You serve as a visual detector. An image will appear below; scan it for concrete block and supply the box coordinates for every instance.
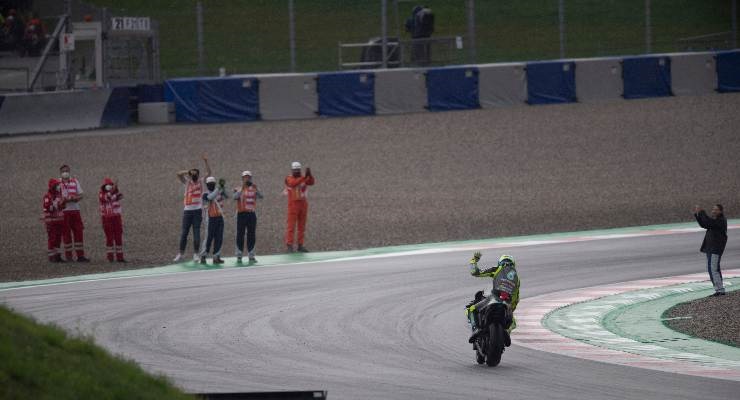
[138,102,174,124]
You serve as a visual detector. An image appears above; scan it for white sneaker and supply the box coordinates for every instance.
[193,254,200,262]
[173,253,183,262]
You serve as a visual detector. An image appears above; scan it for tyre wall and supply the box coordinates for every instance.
[164,50,739,122]
[1,50,738,134]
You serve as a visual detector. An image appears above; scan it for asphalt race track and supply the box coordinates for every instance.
[2,231,739,399]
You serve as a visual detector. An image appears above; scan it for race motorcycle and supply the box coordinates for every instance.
[469,289,513,367]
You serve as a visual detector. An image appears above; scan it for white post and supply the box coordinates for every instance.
[289,0,296,72]
[467,0,476,63]
[645,0,652,54]
[63,0,72,89]
[393,0,400,38]
[559,0,565,59]
[381,0,388,68]
[732,0,737,49]
[196,1,205,75]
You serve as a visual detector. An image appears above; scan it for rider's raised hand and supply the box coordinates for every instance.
[471,251,482,263]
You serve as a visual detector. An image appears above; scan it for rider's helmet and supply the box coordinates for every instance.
[497,254,515,269]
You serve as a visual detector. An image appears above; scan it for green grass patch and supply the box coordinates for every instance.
[0,304,193,400]
[85,0,737,77]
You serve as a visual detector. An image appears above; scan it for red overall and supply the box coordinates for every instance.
[43,179,66,262]
[60,177,86,260]
[99,179,124,262]
[284,174,315,246]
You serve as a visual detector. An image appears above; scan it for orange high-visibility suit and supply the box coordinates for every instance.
[284,173,315,247]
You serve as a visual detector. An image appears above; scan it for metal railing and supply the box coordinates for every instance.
[338,39,402,69]
[29,14,68,91]
[676,31,735,52]
[339,36,466,70]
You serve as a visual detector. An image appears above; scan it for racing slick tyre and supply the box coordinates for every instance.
[486,324,505,367]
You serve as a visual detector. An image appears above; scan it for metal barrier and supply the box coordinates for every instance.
[339,36,466,70]
[338,39,402,70]
[676,31,735,52]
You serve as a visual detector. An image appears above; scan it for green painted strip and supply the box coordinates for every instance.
[603,279,740,359]
[2,219,738,291]
[544,278,740,368]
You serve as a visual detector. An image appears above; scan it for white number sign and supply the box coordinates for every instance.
[111,17,151,31]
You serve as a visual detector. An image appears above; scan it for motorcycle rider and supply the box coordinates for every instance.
[465,252,520,343]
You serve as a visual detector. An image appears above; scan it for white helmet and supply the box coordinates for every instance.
[291,161,302,170]
[205,176,216,183]
[241,170,252,177]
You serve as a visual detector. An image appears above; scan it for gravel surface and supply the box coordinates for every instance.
[664,289,740,347]
[1,93,739,282]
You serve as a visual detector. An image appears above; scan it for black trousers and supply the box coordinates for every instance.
[179,209,202,253]
[203,216,224,256]
[235,211,257,255]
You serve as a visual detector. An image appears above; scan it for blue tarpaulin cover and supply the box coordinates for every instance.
[164,77,260,123]
[526,61,576,105]
[622,56,672,99]
[426,67,480,111]
[317,72,375,117]
[716,50,740,93]
[164,79,198,122]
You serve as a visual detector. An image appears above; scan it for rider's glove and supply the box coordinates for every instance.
[470,251,482,264]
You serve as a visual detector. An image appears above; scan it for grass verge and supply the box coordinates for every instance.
[0,304,193,400]
[84,0,737,77]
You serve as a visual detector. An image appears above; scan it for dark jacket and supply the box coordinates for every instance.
[695,211,727,255]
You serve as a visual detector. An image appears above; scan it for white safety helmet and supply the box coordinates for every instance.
[205,176,216,183]
[291,161,302,170]
[241,170,252,177]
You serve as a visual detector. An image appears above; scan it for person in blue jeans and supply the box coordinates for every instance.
[200,176,228,265]
[693,204,727,296]
[174,156,211,263]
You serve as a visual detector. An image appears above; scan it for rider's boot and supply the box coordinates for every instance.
[467,309,481,343]
[503,316,516,346]
[468,328,482,343]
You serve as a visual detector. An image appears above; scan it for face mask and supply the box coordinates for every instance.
[245,181,253,187]
[105,184,113,191]
[61,172,70,179]
[206,183,216,191]
[292,170,301,177]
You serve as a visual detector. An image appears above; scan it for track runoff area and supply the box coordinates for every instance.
[1,220,739,398]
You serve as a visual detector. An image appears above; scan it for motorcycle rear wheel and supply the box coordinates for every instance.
[485,324,504,367]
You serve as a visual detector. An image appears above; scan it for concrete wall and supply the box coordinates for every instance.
[0,88,128,135]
